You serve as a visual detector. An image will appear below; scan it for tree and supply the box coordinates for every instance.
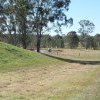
[78,20,95,37]
[30,0,73,52]
[0,0,73,51]
[0,0,22,47]
[15,0,30,49]
[52,35,64,48]
[94,34,100,49]
[83,35,96,49]
[66,31,79,49]
[0,0,31,48]
[0,0,8,39]
[78,20,95,48]
[41,35,52,48]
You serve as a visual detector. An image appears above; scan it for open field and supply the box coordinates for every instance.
[0,63,100,100]
[46,48,100,61]
[0,42,100,100]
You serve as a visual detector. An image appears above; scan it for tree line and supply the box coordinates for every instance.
[0,0,100,51]
[0,0,72,52]
[1,31,100,50]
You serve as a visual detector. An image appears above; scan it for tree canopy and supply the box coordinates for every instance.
[66,31,79,49]
[0,0,73,52]
[78,20,95,37]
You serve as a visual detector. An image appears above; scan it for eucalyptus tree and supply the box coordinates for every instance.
[0,0,30,48]
[0,0,73,51]
[0,0,11,43]
[52,34,64,48]
[41,35,52,48]
[0,0,7,35]
[29,0,73,52]
[0,0,18,45]
[78,20,95,37]
[82,35,96,49]
[66,31,79,49]
[14,0,30,48]
[78,20,95,48]
[94,34,100,48]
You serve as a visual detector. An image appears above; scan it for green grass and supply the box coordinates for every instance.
[0,42,59,71]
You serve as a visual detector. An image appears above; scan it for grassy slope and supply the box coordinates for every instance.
[0,42,59,71]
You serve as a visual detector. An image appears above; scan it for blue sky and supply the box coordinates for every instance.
[51,0,100,36]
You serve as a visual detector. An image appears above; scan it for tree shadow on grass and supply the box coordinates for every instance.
[41,53,100,65]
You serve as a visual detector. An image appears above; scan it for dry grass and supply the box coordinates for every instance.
[0,62,100,100]
[48,49,100,61]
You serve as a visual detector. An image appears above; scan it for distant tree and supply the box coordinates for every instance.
[52,35,64,48]
[78,20,95,37]
[94,34,100,49]
[83,35,96,49]
[66,31,79,49]
[41,35,52,48]
[78,20,95,48]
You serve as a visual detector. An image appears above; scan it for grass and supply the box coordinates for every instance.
[47,48,100,61]
[0,63,99,100]
[0,42,100,100]
[0,42,59,71]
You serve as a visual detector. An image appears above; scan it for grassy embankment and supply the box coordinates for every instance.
[0,42,59,71]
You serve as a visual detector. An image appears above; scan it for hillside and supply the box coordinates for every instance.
[0,42,58,71]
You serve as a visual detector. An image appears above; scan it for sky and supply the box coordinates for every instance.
[50,0,100,36]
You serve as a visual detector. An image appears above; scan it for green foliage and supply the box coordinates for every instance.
[41,35,52,48]
[0,0,72,52]
[66,31,79,49]
[41,34,64,48]
[78,20,95,49]
[94,34,100,49]
[78,20,95,37]
[83,36,96,49]
[52,35,64,48]
[79,35,97,49]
